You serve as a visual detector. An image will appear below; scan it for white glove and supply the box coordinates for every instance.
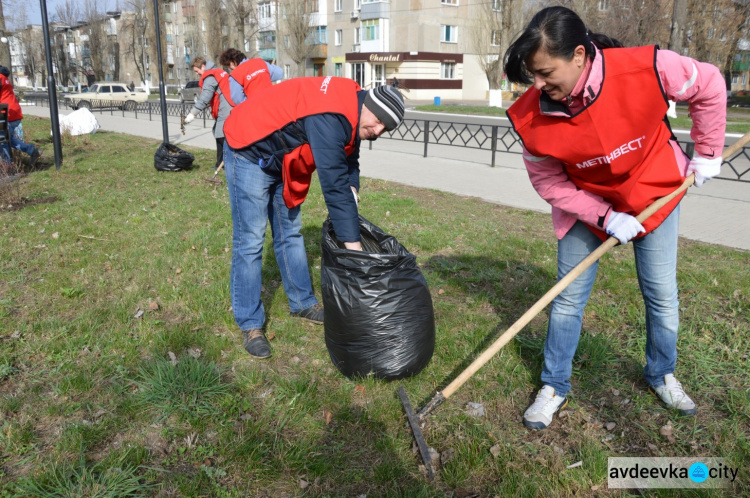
[351,187,359,206]
[606,211,645,244]
[183,112,195,124]
[687,154,721,187]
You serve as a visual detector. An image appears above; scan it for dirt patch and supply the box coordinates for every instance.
[1,196,59,211]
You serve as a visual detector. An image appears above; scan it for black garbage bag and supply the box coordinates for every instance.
[154,142,195,172]
[321,215,435,380]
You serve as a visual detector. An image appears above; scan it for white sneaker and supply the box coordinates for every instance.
[649,374,697,416]
[523,385,568,430]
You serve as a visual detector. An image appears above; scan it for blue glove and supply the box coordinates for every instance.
[606,211,645,244]
[688,154,721,187]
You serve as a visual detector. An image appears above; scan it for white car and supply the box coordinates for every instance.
[65,82,149,111]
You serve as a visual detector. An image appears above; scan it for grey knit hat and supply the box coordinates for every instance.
[364,85,405,131]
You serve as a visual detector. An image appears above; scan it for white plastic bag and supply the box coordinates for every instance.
[58,108,101,136]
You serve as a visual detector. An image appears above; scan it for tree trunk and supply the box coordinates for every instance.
[668,0,688,53]
[0,1,11,70]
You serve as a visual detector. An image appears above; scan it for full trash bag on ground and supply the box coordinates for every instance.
[321,215,435,380]
[154,142,195,172]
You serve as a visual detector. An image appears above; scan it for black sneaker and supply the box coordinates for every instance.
[290,304,324,324]
[242,329,271,358]
[29,148,42,167]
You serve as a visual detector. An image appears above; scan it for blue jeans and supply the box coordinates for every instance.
[8,120,35,156]
[9,120,23,141]
[223,143,319,331]
[541,206,680,396]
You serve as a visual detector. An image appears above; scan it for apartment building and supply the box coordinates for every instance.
[292,0,490,101]
[12,0,494,101]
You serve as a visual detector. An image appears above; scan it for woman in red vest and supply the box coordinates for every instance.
[504,6,726,430]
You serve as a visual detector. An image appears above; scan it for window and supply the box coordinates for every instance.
[352,62,364,86]
[491,30,500,46]
[201,20,206,32]
[354,27,361,44]
[598,0,609,11]
[441,25,457,43]
[744,74,748,86]
[335,62,342,76]
[259,2,273,19]
[112,85,126,92]
[284,64,290,78]
[363,20,379,41]
[492,0,501,11]
[355,0,361,8]
[442,0,458,4]
[441,62,455,79]
[732,74,739,85]
[284,35,290,48]
[313,63,325,76]
[335,29,342,46]
[310,26,327,45]
[334,0,342,12]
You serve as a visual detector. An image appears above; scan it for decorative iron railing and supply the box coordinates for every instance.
[25,96,750,183]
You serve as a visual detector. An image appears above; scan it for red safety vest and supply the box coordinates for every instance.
[229,58,273,99]
[0,74,23,122]
[507,46,683,239]
[224,76,361,208]
[199,68,235,119]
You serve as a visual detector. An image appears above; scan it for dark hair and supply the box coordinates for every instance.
[0,65,9,78]
[219,48,246,67]
[503,6,622,85]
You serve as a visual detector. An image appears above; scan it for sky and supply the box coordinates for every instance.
[13,0,116,27]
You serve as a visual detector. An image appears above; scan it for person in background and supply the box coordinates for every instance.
[0,65,41,166]
[183,55,240,171]
[503,6,726,430]
[223,48,283,104]
[222,78,405,359]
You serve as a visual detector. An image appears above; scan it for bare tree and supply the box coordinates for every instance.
[145,0,168,84]
[548,0,671,48]
[0,0,12,69]
[687,0,747,89]
[19,26,45,88]
[203,0,230,62]
[279,0,316,77]
[121,0,150,86]
[470,0,525,106]
[226,0,260,53]
[669,0,688,53]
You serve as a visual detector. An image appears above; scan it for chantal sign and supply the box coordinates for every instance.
[368,53,401,62]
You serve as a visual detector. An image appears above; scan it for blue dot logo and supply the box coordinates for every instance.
[689,462,709,483]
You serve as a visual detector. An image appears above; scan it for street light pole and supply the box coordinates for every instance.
[152,0,169,144]
[39,0,63,169]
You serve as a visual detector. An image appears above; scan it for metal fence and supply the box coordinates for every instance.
[27,96,750,183]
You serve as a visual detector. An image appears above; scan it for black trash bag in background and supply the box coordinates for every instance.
[321,215,435,380]
[154,142,195,172]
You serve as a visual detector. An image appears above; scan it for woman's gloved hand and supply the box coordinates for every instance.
[688,154,722,187]
[606,211,645,244]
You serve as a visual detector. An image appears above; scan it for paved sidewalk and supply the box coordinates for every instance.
[24,103,750,251]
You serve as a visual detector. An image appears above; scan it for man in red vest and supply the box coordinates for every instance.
[222,79,405,358]
[0,66,41,166]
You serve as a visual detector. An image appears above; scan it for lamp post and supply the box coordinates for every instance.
[39,0,63,169]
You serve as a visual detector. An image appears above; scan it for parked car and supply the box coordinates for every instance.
[179,81,201,103]
[64,82,148,110]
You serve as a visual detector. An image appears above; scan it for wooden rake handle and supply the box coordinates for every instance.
[419,130,750,417]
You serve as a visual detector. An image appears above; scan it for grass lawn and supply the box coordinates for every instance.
[1,117,748,496]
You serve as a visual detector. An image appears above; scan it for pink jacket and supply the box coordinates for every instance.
[522,46,727,239]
